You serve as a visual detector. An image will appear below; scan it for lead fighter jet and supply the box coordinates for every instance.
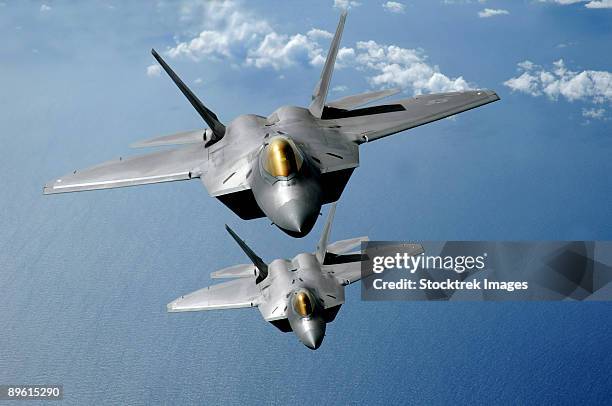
[167,203,423,349]
[44,12,499,237]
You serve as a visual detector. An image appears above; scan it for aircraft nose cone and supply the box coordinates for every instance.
[276,199,319,238]
[301,328,324,350]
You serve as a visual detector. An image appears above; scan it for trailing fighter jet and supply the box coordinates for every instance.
[43,12,499,237]
[167,204,423,350]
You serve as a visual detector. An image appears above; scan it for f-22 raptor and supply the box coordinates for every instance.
[167,204,423,349]
[44,12,499,237]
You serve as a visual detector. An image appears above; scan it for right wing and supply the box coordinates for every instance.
[44,143,205,194]
[167,278,261,312]
[332,90,500,143]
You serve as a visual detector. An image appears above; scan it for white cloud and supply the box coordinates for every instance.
[332,85,348,92]
[540,0,612,8]
[245,31,328,70]
[505,59,612,117]
[503,72,541,96]
[167,1,272,61]
[585,0,612,8]
[40,4,51,12]
[166,1,473,94]
[306,28,333,40]
[478,8,509,17]
[383,1,406,13]
[146,64,162,77]
[334,0,361,9]
[582,107,607,120]
[345,41,472,93]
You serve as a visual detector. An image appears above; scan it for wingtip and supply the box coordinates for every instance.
[43,183,57,195]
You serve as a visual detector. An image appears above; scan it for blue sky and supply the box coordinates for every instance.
[0,1,611,404]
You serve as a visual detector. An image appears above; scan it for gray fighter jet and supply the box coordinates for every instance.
[43,12,499,237]
[167,203,423,349]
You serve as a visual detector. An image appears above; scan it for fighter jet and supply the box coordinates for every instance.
[167,203,423,349]
[43,12,499,237]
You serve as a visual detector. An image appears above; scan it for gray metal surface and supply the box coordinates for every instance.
[43,12,499,237]
[326,88,401,110]
[130,129,208,148]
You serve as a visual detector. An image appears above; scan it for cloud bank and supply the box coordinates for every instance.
[504,59,612,119]
[539,0,612,9]
[163,1,473,95]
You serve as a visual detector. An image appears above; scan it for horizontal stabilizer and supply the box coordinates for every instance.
[326,236,369,255]
[131,129,208,148]
[211,264,256,279]
[326,88,400,110]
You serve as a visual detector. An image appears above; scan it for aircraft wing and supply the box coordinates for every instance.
[326,262,363,286]
[167,278,261,312]
[43,143,206,194]
[332,90,500,143]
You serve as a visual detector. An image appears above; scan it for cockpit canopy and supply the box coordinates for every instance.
[262,137,303,178]
[292,289,315,318]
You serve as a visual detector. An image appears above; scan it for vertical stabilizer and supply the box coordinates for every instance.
[308,12,347,118]
[225,225,268,284]
[151,49,225,147]
[316,203,337,263]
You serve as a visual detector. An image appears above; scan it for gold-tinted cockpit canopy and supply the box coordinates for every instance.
[262,137,303,178]
[293,290,314,318]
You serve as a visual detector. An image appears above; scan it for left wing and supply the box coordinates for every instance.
[44,143,205,194]
[167,278,261,312]
[331,90,500,143]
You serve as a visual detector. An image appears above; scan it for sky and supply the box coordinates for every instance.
[0,1,611,404]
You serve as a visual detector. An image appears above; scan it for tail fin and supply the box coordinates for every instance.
[308,12,347,118]
[225,225,268,284]
[316,203,337,263]
[151,49,225,147]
